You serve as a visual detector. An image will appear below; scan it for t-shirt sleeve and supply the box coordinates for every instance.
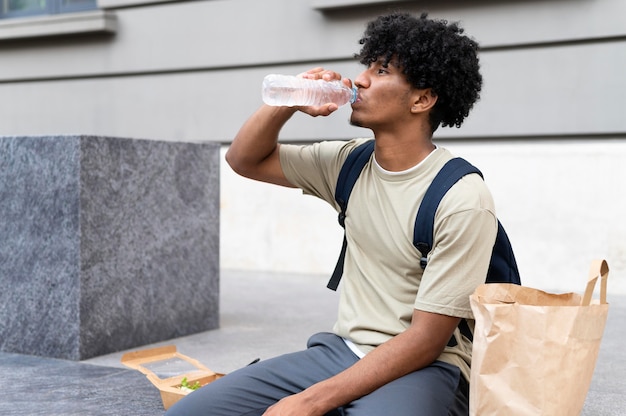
[414,176,498,318]
[279,139,368,208]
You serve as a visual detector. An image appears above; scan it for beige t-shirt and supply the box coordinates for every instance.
[279,138,497,380]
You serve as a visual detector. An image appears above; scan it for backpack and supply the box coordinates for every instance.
[327,139,521,291]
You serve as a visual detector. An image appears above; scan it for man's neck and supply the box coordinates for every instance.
[373,131,436,172]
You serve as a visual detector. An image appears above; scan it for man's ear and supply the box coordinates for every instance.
[410,89,438,114]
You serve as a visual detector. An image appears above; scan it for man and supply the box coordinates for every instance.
[167,12,495,416]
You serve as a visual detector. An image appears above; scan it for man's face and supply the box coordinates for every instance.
[349,58,416,131]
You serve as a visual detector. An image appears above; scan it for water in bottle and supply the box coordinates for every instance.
[262,74,356,107]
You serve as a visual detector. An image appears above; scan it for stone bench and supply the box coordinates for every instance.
[0,352,165,415]
[0,135,220,360]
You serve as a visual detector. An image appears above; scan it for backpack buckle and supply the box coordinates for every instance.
[415,243,430,270]
[338,212,346,228]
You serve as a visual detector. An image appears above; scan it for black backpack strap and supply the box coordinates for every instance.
[327,140,375,291]
[422,159,522,344]
[414,158,482,347]
[413,157,483,269]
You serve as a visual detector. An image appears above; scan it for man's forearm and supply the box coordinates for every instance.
[304,328,441,412]
[226,104,297,185]
[279,311,460,415]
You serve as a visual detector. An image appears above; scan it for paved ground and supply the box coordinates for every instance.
[1,269,624,415]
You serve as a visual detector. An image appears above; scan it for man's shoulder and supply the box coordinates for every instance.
[280,138,373,163]
[432,152,496,217]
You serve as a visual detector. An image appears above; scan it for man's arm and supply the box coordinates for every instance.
[225,104,298,187]
[225,68,347,187]
[263,309,461,416]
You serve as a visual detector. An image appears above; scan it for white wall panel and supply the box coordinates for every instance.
[443,139,626,294]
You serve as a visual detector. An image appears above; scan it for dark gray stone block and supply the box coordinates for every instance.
[0,136,220,360]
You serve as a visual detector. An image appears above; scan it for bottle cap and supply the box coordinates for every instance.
[350,87,357,104]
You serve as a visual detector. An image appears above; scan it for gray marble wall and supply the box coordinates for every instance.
[0,136,220,360]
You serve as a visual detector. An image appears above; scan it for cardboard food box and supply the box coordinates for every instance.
[121,345,225,410]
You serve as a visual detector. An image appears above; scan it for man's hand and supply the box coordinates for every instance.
[226,67,352,187]
[295,67,353,117]
[262,391,324,416]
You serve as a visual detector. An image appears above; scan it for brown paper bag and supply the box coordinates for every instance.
[469,259,609,415]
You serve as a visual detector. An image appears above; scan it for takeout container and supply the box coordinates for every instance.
[121,345,225,410]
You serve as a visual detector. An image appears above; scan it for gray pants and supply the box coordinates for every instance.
[165,332,468,416]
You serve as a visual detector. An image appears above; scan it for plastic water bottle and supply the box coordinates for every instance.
[262,74,356,107]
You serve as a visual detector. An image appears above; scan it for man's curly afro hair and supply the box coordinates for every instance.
[355,12,482,133]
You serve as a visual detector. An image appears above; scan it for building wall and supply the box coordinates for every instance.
[1,0,625,293]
